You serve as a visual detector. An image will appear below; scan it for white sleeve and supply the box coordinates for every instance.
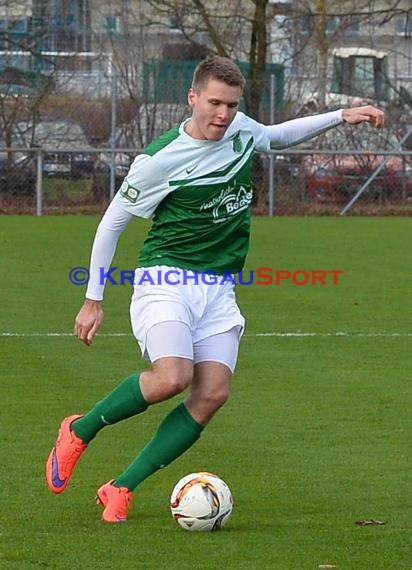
[85,200,134,301]
[263,109,343,149]
[114,154,171,219]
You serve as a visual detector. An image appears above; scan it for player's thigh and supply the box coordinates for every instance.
[140,322,195,403]
[146,321,194,363]
[141,355,194,404]
[184,327,241,422]
[193,326,241,374]
[130,292,192,360]
[191,361,233,401]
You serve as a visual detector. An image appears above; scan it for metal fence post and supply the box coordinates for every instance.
[109,69,117,201]
[36,150,43,217]
[268,74,276,216]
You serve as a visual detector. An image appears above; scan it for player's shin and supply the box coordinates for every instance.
[113,402,204,490]
[72,373,148,443]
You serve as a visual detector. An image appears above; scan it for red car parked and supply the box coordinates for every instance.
[300,125,412,203]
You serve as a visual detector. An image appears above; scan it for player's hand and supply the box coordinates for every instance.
[74,299,104,346]
[342,105,385,128]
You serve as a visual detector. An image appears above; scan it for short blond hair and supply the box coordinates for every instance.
[192,56,246,93]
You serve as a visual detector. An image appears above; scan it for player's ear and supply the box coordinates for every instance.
[188,88,196,108]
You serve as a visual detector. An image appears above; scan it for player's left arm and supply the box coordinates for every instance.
[341,105,385,128]
[257,105,385,150]
[261,109,344,150]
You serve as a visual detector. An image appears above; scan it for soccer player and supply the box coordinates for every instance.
[46,57,384,522]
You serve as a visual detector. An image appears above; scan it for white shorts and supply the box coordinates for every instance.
[146,322,241,373]
[130,266,245,369]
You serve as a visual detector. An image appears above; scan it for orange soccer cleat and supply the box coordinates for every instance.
[96,479,133,523]
[46,414,87,493]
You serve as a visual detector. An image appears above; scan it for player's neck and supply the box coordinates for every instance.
[184,119,207,140]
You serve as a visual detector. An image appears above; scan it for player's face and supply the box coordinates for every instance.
[186,79,242,141]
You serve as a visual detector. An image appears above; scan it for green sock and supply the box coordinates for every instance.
[114,403,204,491]
[72,373,148,443]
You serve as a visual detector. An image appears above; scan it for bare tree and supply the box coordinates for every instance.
[275,0,412,116]
[91,1,275,126]
[314,0,328,109]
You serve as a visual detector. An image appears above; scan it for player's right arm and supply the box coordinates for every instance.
[74,199,134,346]
[74,154,170,346]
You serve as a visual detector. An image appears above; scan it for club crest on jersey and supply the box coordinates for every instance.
[120,180,140,203]
[231,131,243,153]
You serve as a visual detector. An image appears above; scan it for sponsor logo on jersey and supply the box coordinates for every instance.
[200,184,252,223]
[120,180,140,203]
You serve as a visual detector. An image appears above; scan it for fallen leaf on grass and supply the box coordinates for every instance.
[355,519,387,526]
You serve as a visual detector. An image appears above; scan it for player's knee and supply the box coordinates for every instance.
[185,384,230,424]
[216,387,230,409]
[203,386,230,412]
[150,358,194,399]
[162,368,193,397]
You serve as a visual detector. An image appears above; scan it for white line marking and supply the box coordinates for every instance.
[1,331,411,338]
[253,332,412,338]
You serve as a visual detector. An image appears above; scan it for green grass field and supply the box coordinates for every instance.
[1,216,411,569]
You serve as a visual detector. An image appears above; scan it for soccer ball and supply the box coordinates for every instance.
[170,472,233,531]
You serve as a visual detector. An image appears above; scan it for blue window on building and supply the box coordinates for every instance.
[396,15,412,37]
[105,16,119,34]
[0,19,6,50]
[326,16,339,34]
[299,14,313,35]
[10,18,27,34]
[51,16,63,29]
[66,15,76,30]
[343,15,360,37]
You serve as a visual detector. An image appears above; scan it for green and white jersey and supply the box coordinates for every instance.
[85,109,342,301]
[114,112,271,274]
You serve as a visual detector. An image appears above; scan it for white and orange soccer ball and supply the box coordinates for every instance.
[170,472,233,531]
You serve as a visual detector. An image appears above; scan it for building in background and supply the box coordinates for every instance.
[0,0,410,107]
[270,0,412,110]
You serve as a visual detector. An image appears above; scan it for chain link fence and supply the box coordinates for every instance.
[262,147,412,216]
[0,147,411,216]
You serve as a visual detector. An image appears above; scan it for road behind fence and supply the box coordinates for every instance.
[0,147,411,216]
